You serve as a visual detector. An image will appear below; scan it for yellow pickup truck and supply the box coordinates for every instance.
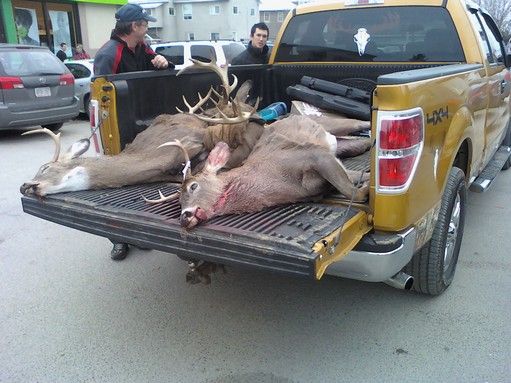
[22,0,511,295]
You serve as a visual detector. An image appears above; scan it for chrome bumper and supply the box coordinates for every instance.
[325,228,417,282]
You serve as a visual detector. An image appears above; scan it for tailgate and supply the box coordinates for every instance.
[21,183,371,279]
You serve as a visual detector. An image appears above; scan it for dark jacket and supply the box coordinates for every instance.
[94,35,158,75]
[231,42,269,65]
[56,49,67,62]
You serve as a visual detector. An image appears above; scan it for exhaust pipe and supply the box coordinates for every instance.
[384,271,414,290]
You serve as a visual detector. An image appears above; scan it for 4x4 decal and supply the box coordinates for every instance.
[427,106,449,125]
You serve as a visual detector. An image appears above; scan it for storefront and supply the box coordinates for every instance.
[1,0,126,57]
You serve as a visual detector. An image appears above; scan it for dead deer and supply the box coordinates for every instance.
[20,113,210,197]
[173,114,371,229]
[20,60,262,198]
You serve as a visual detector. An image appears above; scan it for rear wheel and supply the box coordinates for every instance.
[405,167,466,295]
[41,122,64,132]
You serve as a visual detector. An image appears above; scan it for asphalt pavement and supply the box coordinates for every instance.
[1,119,510,382]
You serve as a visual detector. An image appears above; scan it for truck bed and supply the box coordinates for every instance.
[21,154,370,278]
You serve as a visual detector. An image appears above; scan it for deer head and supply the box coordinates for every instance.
[20,128,92,196]
[178,141,232,228]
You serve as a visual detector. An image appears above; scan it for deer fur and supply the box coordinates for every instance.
[178,115,371,229]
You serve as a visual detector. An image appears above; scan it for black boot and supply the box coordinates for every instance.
[110,243,129,261]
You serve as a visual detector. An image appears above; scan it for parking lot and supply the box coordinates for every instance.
[1,119,510,382]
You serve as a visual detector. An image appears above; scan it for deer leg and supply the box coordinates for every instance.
[312,151,369,202]
[336,137,371,158]
[311,115,370,136]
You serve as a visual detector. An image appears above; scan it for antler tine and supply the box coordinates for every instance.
[176,87,214,114]
[158,139,192,180]
[22,128,61,162]
[142,190,180,204]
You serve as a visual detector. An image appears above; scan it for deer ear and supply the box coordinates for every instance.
[234,80,253,104]
[205,142,230,174]
[60,138,90,161]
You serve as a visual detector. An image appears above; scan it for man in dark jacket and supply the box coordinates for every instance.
[232,23,270,65]
[94,3,172,260]
[94,3,171,75]
[56,43,68,62]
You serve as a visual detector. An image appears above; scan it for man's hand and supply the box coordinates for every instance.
[151,54,169,69]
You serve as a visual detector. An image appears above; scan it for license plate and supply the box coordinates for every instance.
[35,87,51,97]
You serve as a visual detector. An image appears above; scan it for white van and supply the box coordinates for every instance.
[150,40,246,70]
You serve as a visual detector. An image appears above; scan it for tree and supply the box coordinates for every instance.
[474,0,511,39]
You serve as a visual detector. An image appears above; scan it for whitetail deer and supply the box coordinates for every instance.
[20,60,263,197]
[172,114,371,229]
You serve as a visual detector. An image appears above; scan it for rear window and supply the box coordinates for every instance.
[275,6,465,63]
[0,48,65,76]
[222,43,245,63]
[154,45,184,65]
[191,45,216,63]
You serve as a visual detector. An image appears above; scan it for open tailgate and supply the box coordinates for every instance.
[21,182,371,279]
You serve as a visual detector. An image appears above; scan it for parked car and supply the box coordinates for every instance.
[150,40,246,70]
[0,44,79,131]
[64,59,94,117]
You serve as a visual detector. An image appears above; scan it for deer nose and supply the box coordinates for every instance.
[20,182,39,195]
[180,211,194,227]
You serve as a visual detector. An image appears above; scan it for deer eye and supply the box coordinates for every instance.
[39,164,50,174]
[189,182,199,192]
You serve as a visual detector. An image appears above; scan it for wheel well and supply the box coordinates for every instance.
[453,139,470,177]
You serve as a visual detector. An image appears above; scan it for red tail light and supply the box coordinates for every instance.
[377,108,424,192]
[0,76,24,89]
[59,73,75,86]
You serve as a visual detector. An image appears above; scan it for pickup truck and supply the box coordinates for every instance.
[21,0,511,295]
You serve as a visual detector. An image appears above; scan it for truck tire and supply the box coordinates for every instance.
[405,167,466,295]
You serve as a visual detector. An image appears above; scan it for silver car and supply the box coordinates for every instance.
[64,59,94,117]
[0,44,79,131]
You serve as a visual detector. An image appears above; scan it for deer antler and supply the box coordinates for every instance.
[142,189,180,204]
[22,128,61,162]
[176,87,214,114]
[158,139,191,180]
[196,97,260,124]
[177,58,238,98]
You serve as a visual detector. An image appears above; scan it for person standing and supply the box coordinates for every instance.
[231,23,270,65]
[56,42,68,61]
[94,3,170,75]
[72,44,90,60]
[94,3,172,260]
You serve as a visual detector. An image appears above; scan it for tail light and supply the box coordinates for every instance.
[59,73,75,86]
[0,76,24,89]
[376,108,424,192]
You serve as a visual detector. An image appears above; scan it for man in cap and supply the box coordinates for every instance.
[94,3,172,260]
[94,3,171,75]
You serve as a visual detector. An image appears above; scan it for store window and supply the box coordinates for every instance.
[12,1,78,57]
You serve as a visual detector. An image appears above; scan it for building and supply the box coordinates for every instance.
[259,0,295,41]
[0,0,124,57]
[133,0,260,42]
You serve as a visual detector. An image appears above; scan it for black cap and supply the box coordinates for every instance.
[115,3,157,23]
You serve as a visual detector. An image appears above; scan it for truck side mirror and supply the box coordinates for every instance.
[505,53,511,68]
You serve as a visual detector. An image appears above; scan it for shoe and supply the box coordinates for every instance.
[110,243,129,261]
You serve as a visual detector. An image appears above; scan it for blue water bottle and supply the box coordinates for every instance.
[257,102,287,122]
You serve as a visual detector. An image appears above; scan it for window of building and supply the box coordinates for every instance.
[233,6,239,15]
[263,12,270,22]
[169,7,175,16]
[232,31,237,41]
[183,4,192,20]
[250,9,255,16]
[187,32,195,41]
[277,12,284,22]
[211,32,220,41]
[210,5,220,15]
